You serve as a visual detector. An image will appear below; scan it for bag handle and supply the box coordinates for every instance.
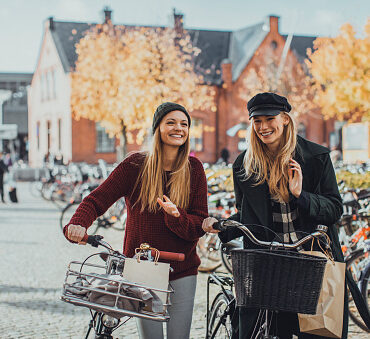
[135,243,160,264]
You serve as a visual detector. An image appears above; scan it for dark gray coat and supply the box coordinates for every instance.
[219,136,370,338]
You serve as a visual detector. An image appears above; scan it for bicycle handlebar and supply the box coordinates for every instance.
[82,234,185,261]
[213,219,329,250]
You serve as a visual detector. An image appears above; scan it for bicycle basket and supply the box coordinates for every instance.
[231,249,327,314]
[61,257,173,322]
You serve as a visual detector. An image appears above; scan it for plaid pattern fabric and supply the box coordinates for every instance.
[271,195,300,243]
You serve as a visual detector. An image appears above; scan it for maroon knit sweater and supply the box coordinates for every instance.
[64,153,208,280]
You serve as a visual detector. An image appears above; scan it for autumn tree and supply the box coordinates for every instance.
[306,20,370,122]
[239,46,316,119]
[71,21,214,157]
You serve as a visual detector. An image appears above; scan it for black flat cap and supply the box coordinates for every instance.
[247,92,291,119]
[152,102,191,134]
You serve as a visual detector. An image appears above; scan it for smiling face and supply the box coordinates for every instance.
[252,113,289,152]
[159,110,189,148]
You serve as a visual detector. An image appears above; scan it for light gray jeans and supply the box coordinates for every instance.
[136,275,197,339]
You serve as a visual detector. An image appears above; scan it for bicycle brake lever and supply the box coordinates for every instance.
[87,235,104,247]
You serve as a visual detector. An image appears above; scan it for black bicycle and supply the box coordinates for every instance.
[206,220,330,339]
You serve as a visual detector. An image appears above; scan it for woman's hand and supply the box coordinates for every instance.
[157,195,180,218]
[288,158,303,198]
[202,217,219,233]
[67,224,87,244]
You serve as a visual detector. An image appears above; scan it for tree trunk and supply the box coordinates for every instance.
[116,121,127,162]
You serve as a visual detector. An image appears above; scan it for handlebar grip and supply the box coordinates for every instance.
[151,249,185,262]
[212,221,227,232]
[82,234,103,247]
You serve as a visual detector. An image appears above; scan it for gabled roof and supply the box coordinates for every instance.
[282,35,317,64]
[51,21,93,73]
[49,20,231,85]
[47,18,316,86]
[229,22,269,82]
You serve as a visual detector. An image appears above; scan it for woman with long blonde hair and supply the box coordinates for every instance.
[202,92,350,338]
[64,102,208,339]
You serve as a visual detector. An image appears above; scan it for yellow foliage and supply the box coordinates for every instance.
[71,23,215,145]
[240,46,317,119]
[306,20,370,122]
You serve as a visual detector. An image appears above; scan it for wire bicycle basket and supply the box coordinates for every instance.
[61,253,173,322]
[231,249,327,314]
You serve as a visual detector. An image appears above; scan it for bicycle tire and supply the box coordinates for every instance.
[208,291,234,339]
[221,250,233,274]
[360,262,370,332]
[346,248,370,332]
[198,234,222,272]
[60,202,99,235]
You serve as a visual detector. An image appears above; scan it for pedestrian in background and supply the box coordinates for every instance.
[0,152,8,203]
[201,92,363,338]
[64,102,208,339]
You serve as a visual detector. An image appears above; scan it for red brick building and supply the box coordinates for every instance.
[28,10,333,166]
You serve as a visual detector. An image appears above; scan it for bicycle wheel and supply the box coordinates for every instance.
[360,262,370,332]
[198,234,222,272]
[221,251,233,274]
[346,248,370,332]
[60,202,99,234]
[208,292,234,339]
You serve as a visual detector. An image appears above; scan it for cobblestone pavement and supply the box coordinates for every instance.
[0,182,368,338]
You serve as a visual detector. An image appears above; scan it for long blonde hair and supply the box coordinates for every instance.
[135,128,191,212]
[243,113,297,203]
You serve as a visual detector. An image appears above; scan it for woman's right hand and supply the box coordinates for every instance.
[202,217,220,233]
[67,224,87,244]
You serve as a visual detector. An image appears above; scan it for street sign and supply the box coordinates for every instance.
[0,124,18,140]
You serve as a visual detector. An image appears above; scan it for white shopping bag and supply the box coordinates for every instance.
[122,247,170,306]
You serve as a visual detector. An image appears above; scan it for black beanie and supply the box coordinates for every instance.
[152,102,191,134]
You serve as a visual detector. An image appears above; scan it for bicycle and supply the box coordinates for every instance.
[206,220,330,339]
[60,196,127,234]
[61,234,184,339]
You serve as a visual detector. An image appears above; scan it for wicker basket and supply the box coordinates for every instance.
[231,249,327,314]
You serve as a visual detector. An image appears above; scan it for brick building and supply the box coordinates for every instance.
[28,9,334,166]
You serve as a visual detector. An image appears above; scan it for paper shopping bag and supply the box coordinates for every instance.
[122,257,170,306]
[298,251,346,338]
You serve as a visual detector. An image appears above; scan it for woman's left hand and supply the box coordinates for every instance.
[288,158,303,198]
[157,195,180,218]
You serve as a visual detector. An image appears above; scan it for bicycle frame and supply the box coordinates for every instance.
[206,272,235,339]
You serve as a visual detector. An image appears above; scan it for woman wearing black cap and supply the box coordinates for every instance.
[64,102,208,339]
[202,92,367,338]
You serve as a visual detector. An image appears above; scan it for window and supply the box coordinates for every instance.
[36,121,40,149]
[58,119,62,151]
[189,118,203,152]
[46,71,50,100]
[51,69,56,99]
[40,74,44,101]
[96,123,115,153]
[47,121,51,151]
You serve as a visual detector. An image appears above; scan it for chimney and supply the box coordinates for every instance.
[48,16,54,30]
[173,8,184,35]
[269,15,280,33]
[221,59,232,88]
[103,6,112,24]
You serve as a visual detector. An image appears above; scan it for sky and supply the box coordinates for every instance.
[0,0,369,73]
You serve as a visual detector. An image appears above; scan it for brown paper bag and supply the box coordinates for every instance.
[298,251,346,338]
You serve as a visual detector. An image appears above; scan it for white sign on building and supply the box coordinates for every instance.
[0,124,18,140]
